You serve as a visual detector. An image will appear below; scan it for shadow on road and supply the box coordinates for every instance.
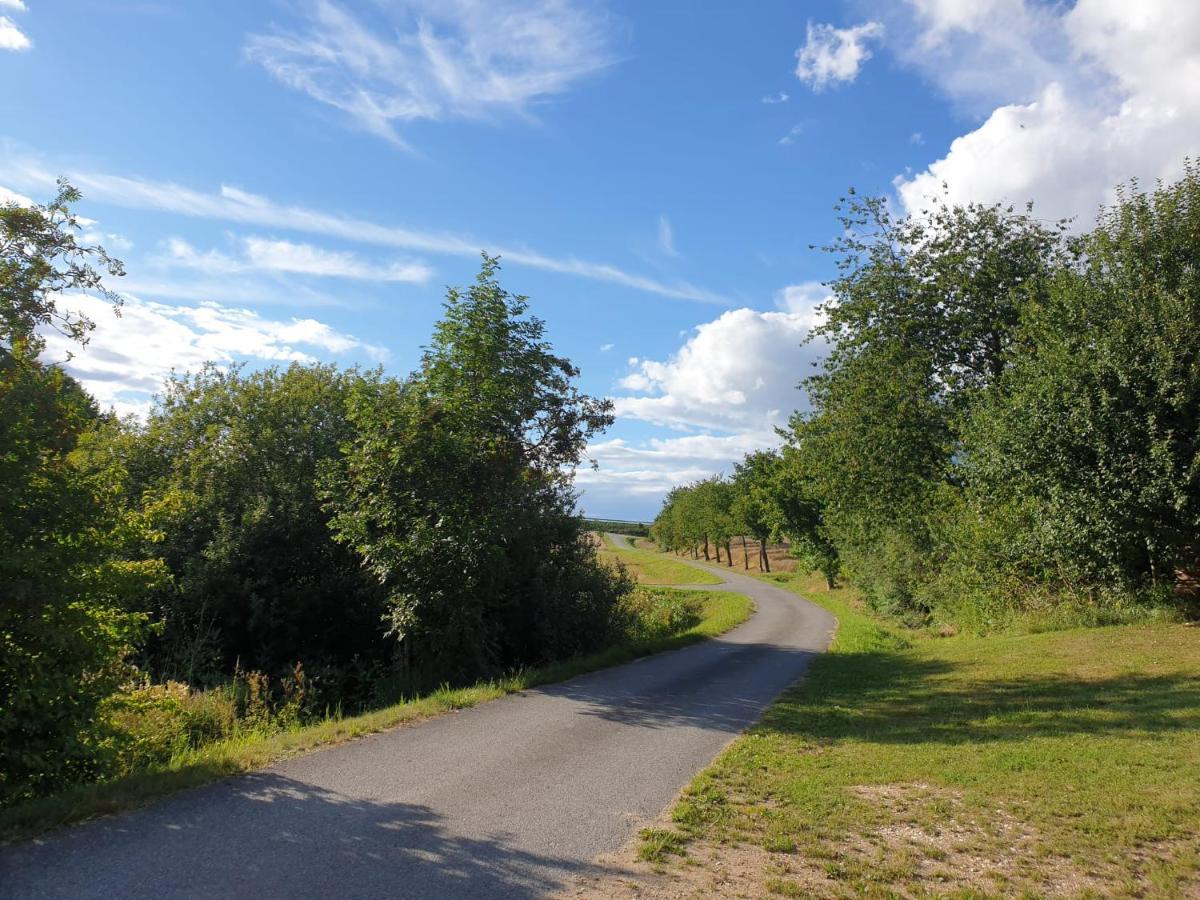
[4,772,615,900]
[537,642,822,733]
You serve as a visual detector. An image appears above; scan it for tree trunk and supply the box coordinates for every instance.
[703,535,710,561]
[715,541,722,563]
[725,541,733,566]
[760,537,771,573]
[741,535,749,570]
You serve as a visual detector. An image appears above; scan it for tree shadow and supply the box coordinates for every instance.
[1,772,619,899]
[757,646,1200,746]
[538,640,824,733]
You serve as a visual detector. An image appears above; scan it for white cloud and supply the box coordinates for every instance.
[0,14,30,51]
[894,0,1200,224]
[43,293,386,418]
[161,236,433,283]
[0,1,28,10]
[774,281,832,324]
[794,21,883,91]
[245,0,617,148]
[613,302,824,434]
[599,342,613,352]
[0,159,726,304]
[657,214,677,257]
[910,131,924,145]
[0,184,34,206]
[579,432,779,499]
[778,124,804,146]
[584,287,830,515]
[761,91,789,104]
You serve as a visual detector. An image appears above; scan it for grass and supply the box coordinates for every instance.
[1,586,751,845]
[598,532,723,585]
[646,570,1200,897]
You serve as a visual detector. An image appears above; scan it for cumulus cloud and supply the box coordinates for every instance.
[43,293,386,418]
[245,0,617,148]
[579,432,779,500]
[613,302,824,434]
[161,236,433,283]
[0,184,34,206]
[585,283,831,515]
[794,21,883,91]
[894,0,1200,224]
[0,14,30,51]
[0,158,725,303]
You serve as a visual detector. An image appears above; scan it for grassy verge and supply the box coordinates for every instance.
[1,587,750,846]
[598,533,723,585]
[642,571,1200,898]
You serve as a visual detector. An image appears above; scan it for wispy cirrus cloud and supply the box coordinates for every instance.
[161,236,434,283]
[0,158,727,303]
[656,214,677,257]
[245,0,618,148]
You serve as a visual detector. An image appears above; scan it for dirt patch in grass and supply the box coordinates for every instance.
[569,781,1186,899]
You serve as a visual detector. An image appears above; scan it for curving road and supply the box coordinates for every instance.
[1,539,834,899]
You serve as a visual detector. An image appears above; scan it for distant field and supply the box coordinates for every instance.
[609,571,1200,898]
[585,518,650,537]
[597,533,722,585]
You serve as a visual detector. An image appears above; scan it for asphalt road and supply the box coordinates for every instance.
[1,540,835,899]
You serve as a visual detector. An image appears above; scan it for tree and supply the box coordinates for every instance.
[790,190,1068,615]
[959,165,1200,597]
[325,256,626,688]
[1,177,124,356]
[1,182,161,805]
[731,451,780,572]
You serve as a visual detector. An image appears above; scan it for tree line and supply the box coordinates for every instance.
[1,183,629,806]
[656,164,1199,631]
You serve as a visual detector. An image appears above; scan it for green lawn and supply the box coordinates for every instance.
[598,533,723,585]
[643,571,1200,898]
[2,586,750,845]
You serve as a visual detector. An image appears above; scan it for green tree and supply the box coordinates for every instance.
[960,165,1200,599]
[1,178,124,355]
[1,183,160,805]
[790,190,1068,615]
[731,451,779,571]
[325,257,626,688]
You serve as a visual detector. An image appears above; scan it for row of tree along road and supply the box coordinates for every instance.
[655,164,1199,632]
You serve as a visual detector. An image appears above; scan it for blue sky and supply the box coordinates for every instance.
[3,0,1197,519]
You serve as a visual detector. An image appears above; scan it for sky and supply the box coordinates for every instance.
[2,0,1198,520]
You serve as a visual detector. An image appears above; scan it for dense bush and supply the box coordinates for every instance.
[99,364,393,691]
